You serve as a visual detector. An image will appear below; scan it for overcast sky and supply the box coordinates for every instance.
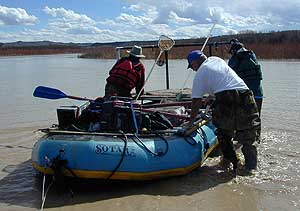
[1,0,300,43]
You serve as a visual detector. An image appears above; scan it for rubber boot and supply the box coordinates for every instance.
[218,139,239,171]
[241,144,257,170]
[257,125,261,143]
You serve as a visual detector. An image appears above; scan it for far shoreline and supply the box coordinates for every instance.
[1,52,300,62]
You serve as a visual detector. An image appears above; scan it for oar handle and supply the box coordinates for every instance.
[67,95,94,101]
[141,101,192,108]
[137,108,189,120]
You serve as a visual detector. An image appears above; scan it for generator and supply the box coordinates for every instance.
[101,100,135,133]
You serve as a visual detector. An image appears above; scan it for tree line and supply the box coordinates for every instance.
[1,30,300,59]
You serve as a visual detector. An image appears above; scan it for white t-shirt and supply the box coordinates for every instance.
[191,56,248,98]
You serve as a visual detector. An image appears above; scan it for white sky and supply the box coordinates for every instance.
[0,0,300,42]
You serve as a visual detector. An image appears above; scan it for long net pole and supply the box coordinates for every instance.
[179,23,216,92]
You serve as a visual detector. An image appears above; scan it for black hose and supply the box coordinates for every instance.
[155,134,169,156]
[132,133,169,156]
[70,124,86,132]
[107,130,128,179]
[184,136,197,145]
[183,127,208,146]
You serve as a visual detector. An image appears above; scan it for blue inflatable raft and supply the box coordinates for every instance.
[31,99,218,181]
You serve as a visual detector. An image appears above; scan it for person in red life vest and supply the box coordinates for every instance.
[104,45,146,99]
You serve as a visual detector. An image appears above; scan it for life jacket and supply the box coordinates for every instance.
[230,51,263,80]
[106,57,145,90]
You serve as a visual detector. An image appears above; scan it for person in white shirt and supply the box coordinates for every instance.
[186,50,261,173]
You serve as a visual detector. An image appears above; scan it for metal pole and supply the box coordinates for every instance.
[165,51,169,89]
[209,45,212,56]
[115,47,121,59]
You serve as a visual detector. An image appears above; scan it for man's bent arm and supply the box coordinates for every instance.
[190,98,203,124]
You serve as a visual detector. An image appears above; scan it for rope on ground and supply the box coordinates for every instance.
[40,160,54,211]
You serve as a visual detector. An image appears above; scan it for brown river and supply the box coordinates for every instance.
[0,55,299,211]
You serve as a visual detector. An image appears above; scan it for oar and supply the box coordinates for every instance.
[33,86,94,101]
[141,101,192,108]
[136,108,189,120]
[33,86,189,119]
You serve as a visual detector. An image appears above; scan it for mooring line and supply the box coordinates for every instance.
[40,173,54,211]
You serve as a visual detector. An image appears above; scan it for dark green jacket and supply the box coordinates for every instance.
[228,50,262,80]
[228,50,263,98]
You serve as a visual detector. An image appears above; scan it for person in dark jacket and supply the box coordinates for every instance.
[105,45,146,99]
[228,40,263,114]
[228,39,263,140]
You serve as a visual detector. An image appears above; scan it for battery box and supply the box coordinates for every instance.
[57,106,79,129]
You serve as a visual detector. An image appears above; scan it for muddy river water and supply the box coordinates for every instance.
[0,55,299,211]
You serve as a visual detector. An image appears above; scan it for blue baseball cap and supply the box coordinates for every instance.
[187,50,204,68]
